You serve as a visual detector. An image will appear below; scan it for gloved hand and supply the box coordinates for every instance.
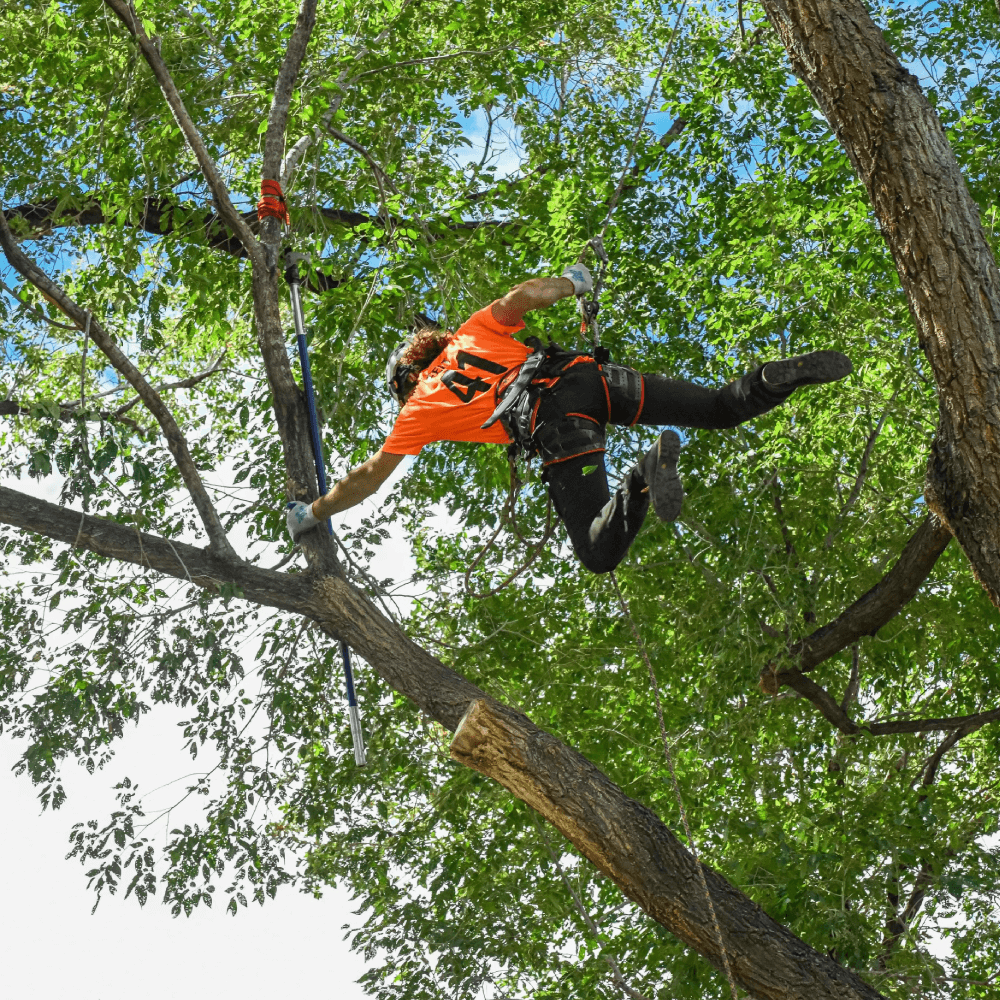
[286,500,319,540]
[561,262,593,296]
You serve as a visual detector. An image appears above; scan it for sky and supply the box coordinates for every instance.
[0,456,421,1000]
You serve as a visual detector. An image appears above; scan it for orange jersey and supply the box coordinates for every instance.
[382,304,529,455]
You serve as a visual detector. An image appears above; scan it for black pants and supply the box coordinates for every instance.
[543,364,791,574]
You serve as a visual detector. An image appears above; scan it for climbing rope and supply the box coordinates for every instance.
[609,570,739,1000]
[463,455,556,598]
[574,3,688,350]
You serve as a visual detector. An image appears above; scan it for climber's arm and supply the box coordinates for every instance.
[314,449,404,518]
[286,450,404,538]
[491,263,593,326]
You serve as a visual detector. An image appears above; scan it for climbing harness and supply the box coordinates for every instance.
[609,571,738,998]
[282,246,367,767]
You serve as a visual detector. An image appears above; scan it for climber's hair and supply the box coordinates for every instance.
[402,321,451,374]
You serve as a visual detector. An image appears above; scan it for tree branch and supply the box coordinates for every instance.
[102,0,262,264]
[877,726,976,965]
[761,514,951,692]
[821,387,900,553]
[841,644,860,713]
[3,198,516,287]
[758,0,1000,608]
[450,698,886,1000]
[0,398,144,436]
[543,839,652,1000]
[0,211,237,559]
[772,665,1000,737]
[262,0,318,182]
[0,481,887,1000]
[259,0,319,262]
[109,352,228,416]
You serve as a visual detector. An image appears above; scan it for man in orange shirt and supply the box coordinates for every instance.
[286,265,851,573]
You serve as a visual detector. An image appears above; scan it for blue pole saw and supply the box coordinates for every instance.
[284,252,367,767]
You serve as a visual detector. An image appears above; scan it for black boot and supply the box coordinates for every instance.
[762,350,852,392]
[640,430,684,522]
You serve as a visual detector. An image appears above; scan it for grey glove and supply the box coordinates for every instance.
[561,262,593,295]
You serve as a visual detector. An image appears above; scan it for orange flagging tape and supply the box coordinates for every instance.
[257,178,290,226]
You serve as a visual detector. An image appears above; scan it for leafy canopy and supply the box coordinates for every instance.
[2,0,999,997]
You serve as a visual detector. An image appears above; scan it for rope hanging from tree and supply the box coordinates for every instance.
[609,570,740,1000]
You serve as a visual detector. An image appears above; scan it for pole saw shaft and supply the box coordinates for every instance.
[285,255,367,767]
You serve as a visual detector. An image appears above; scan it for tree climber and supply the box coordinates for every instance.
[285,265,851,574]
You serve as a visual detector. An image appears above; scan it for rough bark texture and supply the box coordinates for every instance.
[452,699,885,1000]
[760,514,952,696]
[0,484,886,999]
[759,0,1000,608]
[788,515,951,672]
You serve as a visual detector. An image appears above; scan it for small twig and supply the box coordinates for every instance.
[80,311,91,407]
[324,125,398,226]
[541,833,652,1000]
[821,386,900,555]
[841,644,860,713]
[111,350,227,416]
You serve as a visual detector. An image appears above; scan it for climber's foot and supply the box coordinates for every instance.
[762,350,852,391]
[642,430,684,522]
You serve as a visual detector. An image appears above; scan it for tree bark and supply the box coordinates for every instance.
[0,483,886,1000]
[758,0,1000,609]
[452,699,885,1000]
[760,514,952,696]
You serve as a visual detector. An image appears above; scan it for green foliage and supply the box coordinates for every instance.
[2,0,1000,997]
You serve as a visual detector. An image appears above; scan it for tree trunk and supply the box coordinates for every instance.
[0,485,887,1000]
[758,0,1000,609]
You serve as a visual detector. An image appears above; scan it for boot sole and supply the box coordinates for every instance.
[763,350,852,390]
[650,430,684,522]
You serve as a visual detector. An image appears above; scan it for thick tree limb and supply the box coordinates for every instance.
[452,699,885,1000]
[867,708,1000,737]
[5,197,519,260]
[758,0,1000,609]
[761,514,951,693]
[4,196,249,256]
[102,0,262,265]
[0,482,886,1000]
[0,211,236,559]
[776,667,1000,736]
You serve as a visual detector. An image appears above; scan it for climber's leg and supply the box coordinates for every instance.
[635,350,852,429]
[545,453,650,575]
